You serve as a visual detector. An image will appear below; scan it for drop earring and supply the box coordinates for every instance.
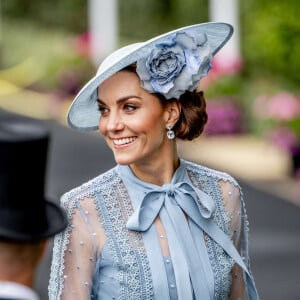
[166,125,175,140]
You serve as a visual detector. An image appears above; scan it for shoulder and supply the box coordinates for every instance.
[184,160,246,239]
[60,166,119,208]
[183,159,240,187]
[0,281,39,300]
[183,159,243,203]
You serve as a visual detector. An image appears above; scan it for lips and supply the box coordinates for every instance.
[113,136,137,146]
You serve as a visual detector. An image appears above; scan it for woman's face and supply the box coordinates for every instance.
[98,70,171,167]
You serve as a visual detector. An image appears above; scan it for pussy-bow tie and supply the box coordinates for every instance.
[126,181,215,232]
[126,181,216,299]
[126,180,259,300]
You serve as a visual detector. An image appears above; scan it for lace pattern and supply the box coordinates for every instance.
[49,161,252,299]
[92,170,153,299]
[49,169,154,299]
[186,160,248,299]
[49,180,98,299]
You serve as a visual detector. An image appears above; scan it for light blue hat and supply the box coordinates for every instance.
[67,22,233,131]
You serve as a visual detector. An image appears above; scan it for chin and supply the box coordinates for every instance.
[113,155,136,166]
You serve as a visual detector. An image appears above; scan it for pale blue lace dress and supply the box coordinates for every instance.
[49,159,259,299]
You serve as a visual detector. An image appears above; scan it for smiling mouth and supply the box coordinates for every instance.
[113,137,137,146]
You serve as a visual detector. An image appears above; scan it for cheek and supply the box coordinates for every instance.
[135,118,163,136]
[145,119,166,142]
[141,109,166,129]
[98,119,106,135]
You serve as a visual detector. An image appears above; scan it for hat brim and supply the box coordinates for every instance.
[67,22,233,131]
[0,200,68,242]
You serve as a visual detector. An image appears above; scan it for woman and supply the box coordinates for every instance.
[49,23,259,299]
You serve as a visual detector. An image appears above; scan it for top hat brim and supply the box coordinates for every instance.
[0,199,68,242]
[67,22,233,131]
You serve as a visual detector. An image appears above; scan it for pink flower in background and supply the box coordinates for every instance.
[267,126,298,152]
[73,32,91,58]
[253,91,300,121]
[267,92,300,121]
[252,91,300,177]
[205,98,244,135]
[199,54,243,89]
[211,54,243,76]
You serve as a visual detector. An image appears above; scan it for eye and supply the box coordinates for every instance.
[98,105,109,115]
[123,104,137,112]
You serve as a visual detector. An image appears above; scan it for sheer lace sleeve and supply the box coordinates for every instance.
[49,193,105,299]
[219,179,250,300]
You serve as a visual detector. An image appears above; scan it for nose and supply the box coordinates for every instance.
[105,111,124,132]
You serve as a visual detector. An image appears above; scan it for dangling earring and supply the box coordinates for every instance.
[166,125,175,140]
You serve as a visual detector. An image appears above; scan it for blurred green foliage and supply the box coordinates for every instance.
[1,0,208,90]
[119,0,208,41]
[1,0,300,98]
[2,0,300,87]
[2,0,299,157]
[2,0,87,32]
[2,0,208,38]
[0,18,94,91]
[241,0,300,87]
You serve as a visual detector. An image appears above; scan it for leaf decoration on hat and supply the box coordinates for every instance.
[136,31,212,99]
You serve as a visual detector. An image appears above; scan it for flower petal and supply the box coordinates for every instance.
[136,31,212,99]
[194,32,207,46]
[176,32,196,50]
[151,79,174,94]
[136,59,151,80]
[184,49,201,74]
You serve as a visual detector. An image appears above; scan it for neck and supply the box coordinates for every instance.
[0,240,47,289]
[0,266,35,288]
[130,142,180,186]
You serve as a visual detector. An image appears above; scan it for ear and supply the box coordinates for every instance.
[165,100,181,126]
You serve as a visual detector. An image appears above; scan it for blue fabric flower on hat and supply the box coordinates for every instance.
[137,31,212,99]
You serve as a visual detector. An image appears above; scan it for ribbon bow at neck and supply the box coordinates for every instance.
[125,176,259,300]
[126,181,215,232]
[126,181,216,299]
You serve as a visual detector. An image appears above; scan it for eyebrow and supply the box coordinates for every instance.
[97,95,142,105]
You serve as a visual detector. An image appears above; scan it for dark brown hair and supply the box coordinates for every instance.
[157,91,208,141]
[122,64,208,141]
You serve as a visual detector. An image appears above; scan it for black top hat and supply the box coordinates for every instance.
[0,118,68,242]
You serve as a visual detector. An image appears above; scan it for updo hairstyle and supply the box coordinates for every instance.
[122,64,208,141]
[156,90,208,141]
